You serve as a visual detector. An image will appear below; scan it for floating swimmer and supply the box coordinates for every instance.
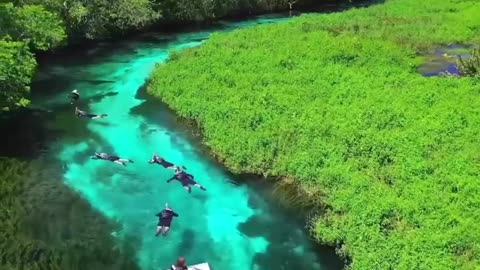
[169,257,188,270]
[167,168,206,193]
[148,152,175,169]
[155,203,179,237]
[75,107,108,119]
[70,89,80,104]
[91,152,134,166]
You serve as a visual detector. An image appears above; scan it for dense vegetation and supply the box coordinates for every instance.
[458,48,480,77]
[0,2,65,110]
[148,0,480,269]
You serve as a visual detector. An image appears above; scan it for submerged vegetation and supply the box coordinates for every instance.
[148,0,480,269]
[0,157,139,270]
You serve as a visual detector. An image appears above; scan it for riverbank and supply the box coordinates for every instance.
[18,14,344,270]
[147,0,480,269]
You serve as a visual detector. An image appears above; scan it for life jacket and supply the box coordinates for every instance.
[161,210,174,219]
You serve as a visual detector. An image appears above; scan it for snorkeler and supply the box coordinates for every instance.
[155,204,179,237]
[169,257,188,270]
[75,107,108,119]
[167,169,206,193]
[70,89,80,104]
[91,152,134,166]
[148,152,175,169]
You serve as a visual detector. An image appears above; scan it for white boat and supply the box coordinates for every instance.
[188,262,210,270]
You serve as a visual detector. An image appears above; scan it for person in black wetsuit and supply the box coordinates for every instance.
[70,89,80,104]
[75,107,108,119]
[155,204,179,237]
[148,152,175,169]
[167,167,206,193]
[91,152,134,166]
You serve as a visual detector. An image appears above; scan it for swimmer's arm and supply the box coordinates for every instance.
[172,211,179,217]
[166,176,176,183]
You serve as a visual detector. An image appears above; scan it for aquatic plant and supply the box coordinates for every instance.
[0,158,140,270]
[148,0,480,269]
[457,48,480,77]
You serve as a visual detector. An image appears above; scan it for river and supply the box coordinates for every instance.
[29,13,342,270]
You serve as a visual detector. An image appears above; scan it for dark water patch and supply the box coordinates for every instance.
[135,33,176,44]
[36,41,142,68]
[0,108,59,159]
[83,79,117,85]
[251,240,343,270]
[178,229,196,255]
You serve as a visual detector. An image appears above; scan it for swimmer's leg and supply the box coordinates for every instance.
[118,158,134,163]
[163,226,170,236]
[184,185,192,193]
[194,183,207,191]
[114,160,127,166]
[156,226,163,236]
[90,115,104,119]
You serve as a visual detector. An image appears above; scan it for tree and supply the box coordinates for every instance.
[0,39,36,110]
[0,3,66,50]
[16,0,159,40]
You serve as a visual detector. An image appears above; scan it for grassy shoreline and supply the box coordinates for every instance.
[147,0,480,269]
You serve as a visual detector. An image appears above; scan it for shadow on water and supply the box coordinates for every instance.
[0,108,59,159]
[178,229,196,256]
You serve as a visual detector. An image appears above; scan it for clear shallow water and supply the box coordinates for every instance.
[31,14,342,270]
[417,44,475,77]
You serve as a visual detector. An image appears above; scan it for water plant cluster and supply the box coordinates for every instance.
[148,0,480,268]
[457,48,480,77]
[0,158,140,270]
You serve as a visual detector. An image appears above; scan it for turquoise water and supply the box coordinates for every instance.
[31,14,341,270]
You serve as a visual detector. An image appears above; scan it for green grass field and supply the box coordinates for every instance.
[147,0,480,268]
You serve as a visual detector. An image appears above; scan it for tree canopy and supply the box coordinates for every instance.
[147,0,480,269]
[0,2,66,110]
[0,3,66,50]
[0,39,36,110]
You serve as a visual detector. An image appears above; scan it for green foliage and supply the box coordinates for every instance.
[148,0,480,269]
[16,0,160,40]
[0,39,36,110]
[157,0,304,22]
[0,2,65,111]
[457,48,480,77]
[0,3,66,50]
